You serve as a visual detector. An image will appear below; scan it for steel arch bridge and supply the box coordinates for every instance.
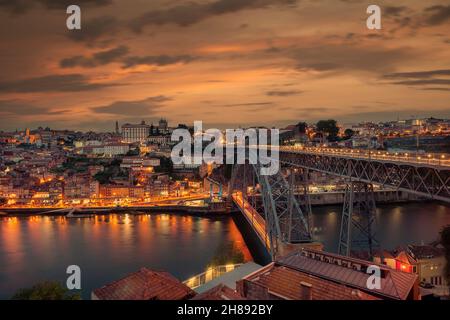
[279,147,450,203]
[228,163,312,260]
[228,146,450,261]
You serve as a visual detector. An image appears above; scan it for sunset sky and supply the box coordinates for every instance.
[0,0,449,132]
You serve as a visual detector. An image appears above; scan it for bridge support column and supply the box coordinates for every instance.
[338,181,377,260]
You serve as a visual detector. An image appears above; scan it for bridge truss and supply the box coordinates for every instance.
[280,150,450,203]
[228,163,312,259]
[228,148,449,261]
[338,182,378,259]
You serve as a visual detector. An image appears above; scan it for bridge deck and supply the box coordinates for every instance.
[231,193,271,250]
[280,146,450,169]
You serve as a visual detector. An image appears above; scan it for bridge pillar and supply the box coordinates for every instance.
[338,181,378,260]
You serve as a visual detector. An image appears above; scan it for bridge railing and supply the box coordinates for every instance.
[280,146,450,168]
[183,263,243,289]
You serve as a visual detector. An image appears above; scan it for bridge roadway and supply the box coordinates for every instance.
[231,192,271,250]
[230,145,450,258]
[279,146,450,168]
[274,146,450,203]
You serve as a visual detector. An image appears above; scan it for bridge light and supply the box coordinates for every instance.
[441,155,446,159]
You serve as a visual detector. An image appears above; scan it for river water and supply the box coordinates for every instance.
[1,202,450,299]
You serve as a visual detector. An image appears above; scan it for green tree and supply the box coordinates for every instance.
[316,120,339,142]
[295,122,308,134]
[344,129,355,140]
[208,241,245,267]
[11,281,81,300]
[155,157,173,174]
[440,226,450,288]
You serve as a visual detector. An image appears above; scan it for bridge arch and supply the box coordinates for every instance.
[228,163,312,259]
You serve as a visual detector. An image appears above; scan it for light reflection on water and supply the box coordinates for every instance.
[311,202,450,252]
[1,202,449,299]
[0,213,252,299]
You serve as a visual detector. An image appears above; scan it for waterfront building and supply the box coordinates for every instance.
[374,244,449,297]
[122,121,151,143]
[236,249,420,300]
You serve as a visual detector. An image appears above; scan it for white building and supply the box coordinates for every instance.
[104,143,130,157]
[122,121,151,143]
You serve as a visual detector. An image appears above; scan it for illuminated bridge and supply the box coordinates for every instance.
[228,146,450,261]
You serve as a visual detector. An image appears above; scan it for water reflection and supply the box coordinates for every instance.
[312,202,450,252]
[0,213,252,299]
[1,202,449,299]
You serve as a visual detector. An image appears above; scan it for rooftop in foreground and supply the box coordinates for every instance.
[237,249,419,300]
[92,268,196,300]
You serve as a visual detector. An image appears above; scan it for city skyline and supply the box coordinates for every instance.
[0,1,449,131]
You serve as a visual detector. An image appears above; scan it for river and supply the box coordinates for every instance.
[1,202,450,299]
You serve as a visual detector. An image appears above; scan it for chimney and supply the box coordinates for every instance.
[300,281,313,300]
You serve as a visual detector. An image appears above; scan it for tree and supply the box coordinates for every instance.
[344,129,355,140]
[316,120,339,142]
[440,226,450,289]
[155,156,173,174]
[11,281,81,300]
[208,241,245,267]
[295,122,308,135]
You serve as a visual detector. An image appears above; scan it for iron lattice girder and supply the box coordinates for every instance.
[338,182,378,258]
[339,182,378,257]
[229,164,312,257]
[280,151,450,203]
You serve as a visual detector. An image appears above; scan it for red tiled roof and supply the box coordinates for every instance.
[395,251,417,265]
[243,263,379,300]
[276,249,418,300]
[408,245,445,259]
[192,284,246,301]
[93,268,196,300]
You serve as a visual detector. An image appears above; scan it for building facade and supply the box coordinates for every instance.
[122,121,151,143]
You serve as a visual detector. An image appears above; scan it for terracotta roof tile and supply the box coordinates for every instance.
[276,249,418,300]
[244,264,378,300]
[93,268,196,300]
[192,284,246,300]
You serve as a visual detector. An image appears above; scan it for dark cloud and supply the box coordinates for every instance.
[122,55,196,68]
[0,99,49,115]
[384,69,450,79]
[389,79,450,86]
[292,45,412,74]
[266,90,303,96]
[221,102,274,108]
[424,5,450,26]
[91,96,171,116]
[383,69,450,89]
[0,74,119,93]
[422,88,450,92]
[384,6,409,18]
[130,0,297,32]
[0,0,112,14]
[66,16,120,44]
[60,46,196,69]
[60,46,129,68]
